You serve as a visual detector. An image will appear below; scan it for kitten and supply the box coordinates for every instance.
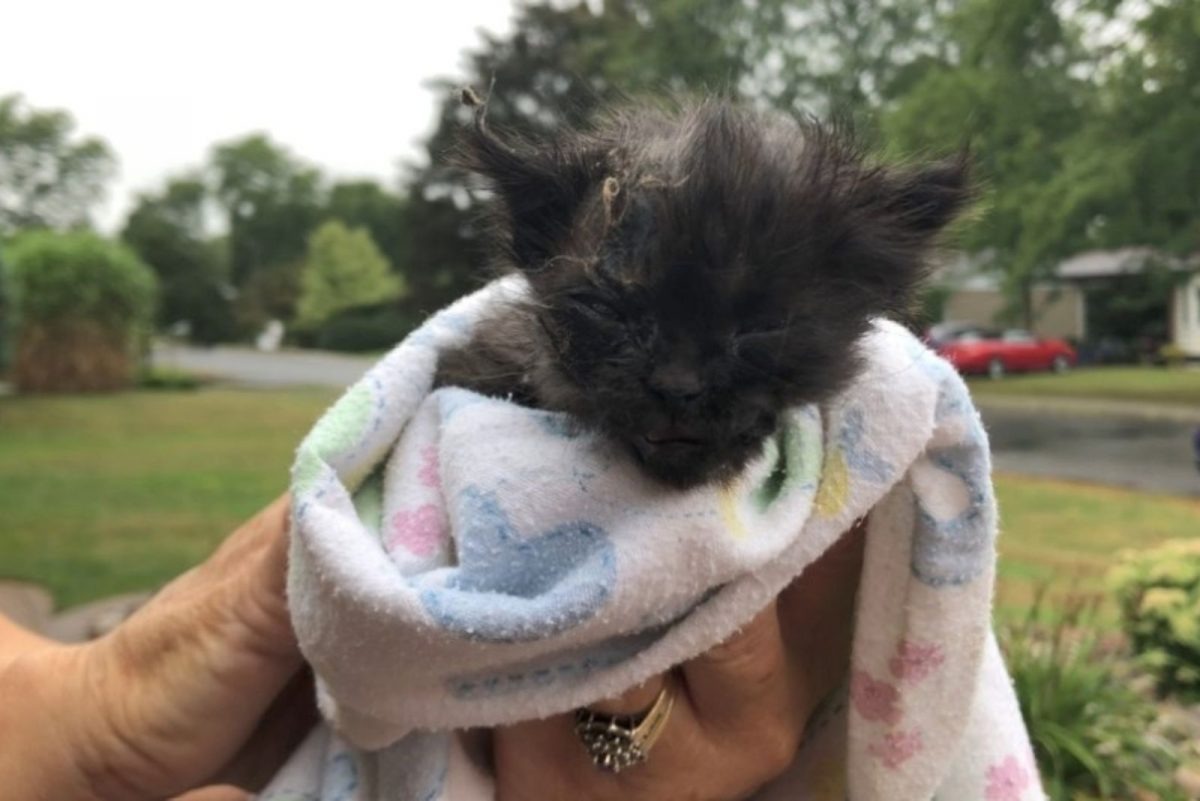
[435,94,969,488]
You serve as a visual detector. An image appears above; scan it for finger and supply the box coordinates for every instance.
[680,601,791,731]
[777,520,866,708]
[172,787,251,801]
[209,667,319,791]
[585,674,666,716]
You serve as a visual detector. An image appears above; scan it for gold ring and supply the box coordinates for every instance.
[574,683,675,773]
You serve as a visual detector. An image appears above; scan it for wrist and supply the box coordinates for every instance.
[0,644,112,801]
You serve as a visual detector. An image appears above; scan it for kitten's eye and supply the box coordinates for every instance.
[735,321,790,339]
[571,294,620,320]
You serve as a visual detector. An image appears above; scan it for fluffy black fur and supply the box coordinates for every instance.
[435,95,970,488]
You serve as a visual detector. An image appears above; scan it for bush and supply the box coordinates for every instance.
[136,366,203,391]
[1002,592,1184,800]
[293,301,416,353]
[1110,539,1200,700]
[296,220,400,327]
[7,231,157,392]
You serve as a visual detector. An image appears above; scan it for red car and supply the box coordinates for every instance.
[933,327,1077,379]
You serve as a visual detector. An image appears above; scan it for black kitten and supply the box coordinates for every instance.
[435,95,969,488]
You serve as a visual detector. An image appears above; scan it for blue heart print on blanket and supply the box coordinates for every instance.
[910,374,996,587]
[418,486,617,642]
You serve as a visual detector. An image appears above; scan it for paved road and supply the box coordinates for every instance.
[154,345,1200,496]
[153,343,374,388]
[982,404,1199,498]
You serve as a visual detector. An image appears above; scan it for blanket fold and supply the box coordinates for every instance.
[261,277,1043,801]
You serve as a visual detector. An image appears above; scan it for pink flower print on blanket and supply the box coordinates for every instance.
[867,728,923,770]
[388,504,446,557]
[850,670,902,725]
[985,755,1033,801]
[888,639,946,684]
[418,444,440,489]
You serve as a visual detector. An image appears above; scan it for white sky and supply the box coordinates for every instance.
[0,0,517,231]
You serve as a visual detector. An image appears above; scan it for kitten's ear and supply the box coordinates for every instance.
[831,152,973,315]
[452,89,603,271]
[883,154,973,236]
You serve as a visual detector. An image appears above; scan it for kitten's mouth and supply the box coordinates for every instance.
[641,425,706,448]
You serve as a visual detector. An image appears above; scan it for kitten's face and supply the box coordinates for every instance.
[457,99,969,487]
[528,223,870,487]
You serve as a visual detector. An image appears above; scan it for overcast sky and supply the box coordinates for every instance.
[0,0,517,230]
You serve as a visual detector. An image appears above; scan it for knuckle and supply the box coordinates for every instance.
[766,726,803,774]
[703,617,780,680]
[751,718,803,781]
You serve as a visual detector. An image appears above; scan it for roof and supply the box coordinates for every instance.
[1055,247,1194,280]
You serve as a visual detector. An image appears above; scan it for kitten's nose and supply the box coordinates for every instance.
[648,364,704,402]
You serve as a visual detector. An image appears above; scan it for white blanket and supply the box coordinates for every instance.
[261,276,1044,801]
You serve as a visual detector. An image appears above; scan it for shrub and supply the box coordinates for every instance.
[1110,539,1200,700]
[136,366,203,391]
[296,220,400,327]
[7,231,157,392]
[1001,591,1184,800]
[293,301,416,353]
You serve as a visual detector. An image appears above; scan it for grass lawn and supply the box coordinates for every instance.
[2,388,1198,616]
[0,388,337,607]
[968,365,1200,407]
[994,474,1200,621]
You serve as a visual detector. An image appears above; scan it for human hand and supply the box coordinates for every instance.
[493,520,866,801]
[0,496,315,801]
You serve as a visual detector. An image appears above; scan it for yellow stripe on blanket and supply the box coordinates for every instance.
[815,447,849,518]
[718,484,749,540]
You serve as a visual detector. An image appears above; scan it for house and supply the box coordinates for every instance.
[937,248,1200,358]
[937,252,1084,340]
[1056,248,1200,358]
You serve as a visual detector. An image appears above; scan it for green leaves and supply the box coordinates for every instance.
[0,94,116,233]
[5,231,158,392]
[121,176,236,344]
[7,230,156,333]
[1001,592,1186,799]
[1111,539,1200,700]
[295,220,401,327]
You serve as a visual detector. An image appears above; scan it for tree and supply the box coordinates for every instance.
[743,0,957,118]
[1054,0,1200,255]
[121,176,236,344]
[296,220,400,327]
[209,134,324,287]
[7,231,156,392]
[882,0,1100,325]
[0,94,116,233]
[325,180,411,276]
